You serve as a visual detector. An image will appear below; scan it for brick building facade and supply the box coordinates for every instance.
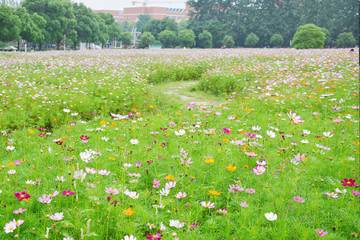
[93,5,191,23]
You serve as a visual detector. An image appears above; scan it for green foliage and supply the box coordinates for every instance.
[270,33,284,48]
[138,32,156,48]
[141,19,162,38]
[222,35,234,48]
[0,4,21,42]
[321,28,332,47]
[120,32,132,46]
[336,32,356,48]
[178,29,195,48]
[136,15,151,32]
[198,30,212,48]
[245,32,260,48]
[291,24,326,49]
[158,30,177,48]
[204,19,226,48]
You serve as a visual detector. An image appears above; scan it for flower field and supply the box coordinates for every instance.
[0,49,359,240]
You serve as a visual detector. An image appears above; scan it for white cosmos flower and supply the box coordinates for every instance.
[265,212,277,221]
[323,132,333,138]
[300,139,309,143]
[8,170,16,174]
[159,188,170,196]
[175,129,186,136]
[169,219,185,228]
[130,139,139,144]
[6,146,15,151]
[63,109,71,113]
[122,235,137,240]
[266,130,276,138]
[303,130,311,135]
[334,188,347,194]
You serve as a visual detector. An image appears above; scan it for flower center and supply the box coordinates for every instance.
[66,192,69,195]
[21,195,24,198]
[258,170,262,173]
[319,232,323,235]
[9,227,13,230]
[347,181,350,184]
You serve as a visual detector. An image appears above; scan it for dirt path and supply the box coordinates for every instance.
[157,81,219,106]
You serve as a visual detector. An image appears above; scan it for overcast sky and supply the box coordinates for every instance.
[71,0,187,10]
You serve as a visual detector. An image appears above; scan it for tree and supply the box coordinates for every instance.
[15,7,39,48]
[142,19,162,38]
[0,5,21,42]
[138,32,156,48]
[158,30,177,48]
[120,32,132,46]
[291,24,325,49]
[245,33,259,48]
[136,15,151,32]
[270,34,284,48]
[204,19,225,48]
[108,22,121,44]
[321,28,332,47]
[198,30,212,48]
[222,35,234,48]
[336,32,356,48]
[161,17,177,32]
[31,13,47,50]
[178,29,195,48]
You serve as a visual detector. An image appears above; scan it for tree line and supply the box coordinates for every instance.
[0,0,358,50]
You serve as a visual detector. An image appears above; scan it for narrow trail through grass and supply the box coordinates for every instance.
[154,81,221,107]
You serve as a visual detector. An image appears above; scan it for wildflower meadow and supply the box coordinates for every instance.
[0,48,359,239]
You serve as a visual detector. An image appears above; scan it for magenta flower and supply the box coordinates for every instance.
[153,179,160,188]
[340,178,355,187]
[134,161,143,167]
[294,196,305,203]
[239,201,248,207]
[189,222,198,229]
[222,127,231,134]
[14,160,21,165]
[245,132,257,138]
[69,122,76,126]
[315,229,328,236]
[14,191,31,201]
[146,231,163,240]
[80,135,89,140]
[352,190,360,196]
[62,190,74,196]
[252,165,266,175]
[245,188,255,194]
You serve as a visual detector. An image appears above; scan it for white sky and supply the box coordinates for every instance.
[71,0,187,10]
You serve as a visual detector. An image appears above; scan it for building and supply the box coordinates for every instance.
[93,5,191,23]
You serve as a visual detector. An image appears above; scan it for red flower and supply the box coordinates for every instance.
[14,191,31,201]
[146,231,163,240]
[340,178,355,187]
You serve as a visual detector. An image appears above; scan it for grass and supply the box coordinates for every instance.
[0,49,359,240]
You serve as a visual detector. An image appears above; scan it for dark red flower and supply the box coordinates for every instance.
[340,178,355,187]
[14,191,31,201]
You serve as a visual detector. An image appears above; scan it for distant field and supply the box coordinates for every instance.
[0,49,359,240]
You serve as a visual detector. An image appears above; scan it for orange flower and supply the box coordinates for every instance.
[132,107,137,112]
[205,158,214,163]
[226,164,237,172]
[122,208,135,216]
[28,130,35,134]
[110,122,117,126]
[100,120,106,125]
[244,165,249,168]
[208,190,221,196]
[164,174,175,181]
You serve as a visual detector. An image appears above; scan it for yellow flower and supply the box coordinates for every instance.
[205,158,214,163]
[28,130,35,134]
[110,122,117,126]
[208,190,221,196]
[7,162,15,166]
[122,208,135,216]
[226,164,237,172]
[164,174,175,181]
[100,120,106,125]
[222,139,229,142]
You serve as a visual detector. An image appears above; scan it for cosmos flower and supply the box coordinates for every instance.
[165,181,177,189]
[323,192,339,199]
[201,201,215,208]
[49,212,64,221]
[159,188,170,196]
[62,190,75,196]
[14,191,31,201]
[38,194,52,204]
[98,169,111,176]
[265,212,277,221]
[175,129,186,136]
[169,219,185,228]
[175,192,187,199]
[340,178,355,187]
[252,165,266,175]
[266,130,276,138]
[122,235,137,240]
[105,188,119,195]
[315,229,328,236]
[146,231,163,240]
[3,219,17,233]
[153,179,160,188]
[130,139,139,144]
[13,208,27,214]
[239,201,248,207]
[293,196,305,203]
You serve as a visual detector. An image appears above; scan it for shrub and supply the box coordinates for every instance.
[158,30,177,48]
[336,32,356,48]
[291,24,325,49]
[198,30,212,48]
[270,34,284,48]
[245,33,259,48]
[138,32,156,48]
[222,35,235,48]
[178,29,195,48]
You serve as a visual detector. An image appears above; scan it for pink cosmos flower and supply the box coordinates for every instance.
[175,192,187,199]
[180,157,193,167]
[228,184,244,193]
[153,179,160,188]
[216,208,227,214]
[222,128,231,134]
[245,188,255,194]
[13,208,26,214]
[352,190,360,196]
[38,194,52,204]
[323,192,339,199]
[315,229,328,236]
[49,212,64,221]
[105,188,119,195]
[85,167,97,174]
[239,201,248,207]
[245,152,257,157]
[201,201,215,208]
[252,165,266,175]
[62,190,75,196]
[294,196,305,203]
[287,111,304,124]
[49,190,59,198]
[165,181,176,189]
[98,169,110,175]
